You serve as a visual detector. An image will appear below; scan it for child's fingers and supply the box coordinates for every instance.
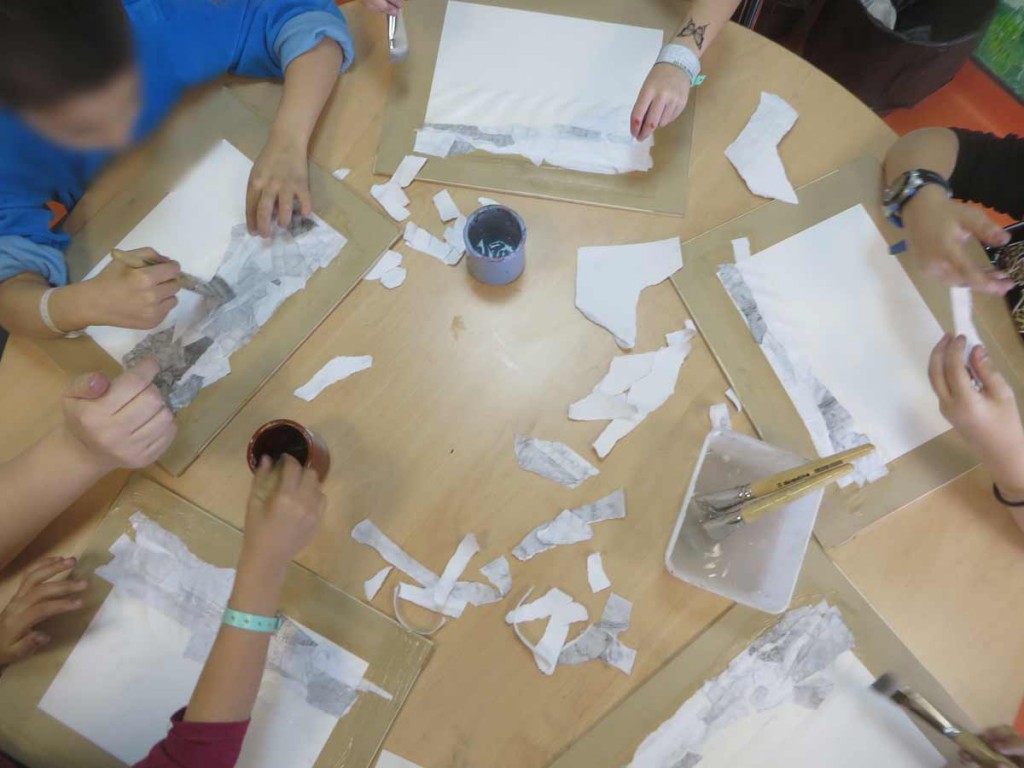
[17,558,75,596]
[257,189,277,238]
[277,189,295,231]
[15,596,84,632]
[297,186,313,218]
[22,579,88,608]
[278,454,303,493]
[971,346,1013,400]
[943,336,975,398]
[4,631,50,663]
[928,335,952,400]
[643,95,668,141]
[630,90,653,140]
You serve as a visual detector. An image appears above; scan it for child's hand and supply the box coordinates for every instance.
[903,186,1013,295]
[85,249,182,329]
[361,0,403,14]
[247,131,312,238]
[930,335,1024,499]
[0,557,87,669]
[62,358,177,472]
[631,63,692,141]
[242,455,325,573]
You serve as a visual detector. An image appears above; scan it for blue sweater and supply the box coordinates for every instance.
[0,0,353,287]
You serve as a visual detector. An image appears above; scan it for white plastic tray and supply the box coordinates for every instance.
[665,428,824,614]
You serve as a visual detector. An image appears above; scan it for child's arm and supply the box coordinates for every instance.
[631,0,743,141]
[247,38,344,237]
[884,128,1013,295]
[133,456,325,768]
[0,359,176,568]
[929,334,1024,533]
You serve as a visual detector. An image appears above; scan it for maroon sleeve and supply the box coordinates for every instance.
[132,708,250,768]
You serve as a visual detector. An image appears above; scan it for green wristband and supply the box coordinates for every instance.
[222,608,282,634]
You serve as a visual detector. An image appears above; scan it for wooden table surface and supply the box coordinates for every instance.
[2,8,1022,766]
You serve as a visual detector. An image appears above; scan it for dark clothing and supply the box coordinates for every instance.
[133,709,250,768]
[949,129,1024,219]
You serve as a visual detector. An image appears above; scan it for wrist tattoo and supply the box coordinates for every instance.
[678,17,708,49]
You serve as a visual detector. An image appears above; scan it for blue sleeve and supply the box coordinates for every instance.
[0,236,69,286]
[0,187,70,285]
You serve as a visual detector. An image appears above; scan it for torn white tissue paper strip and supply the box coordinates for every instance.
[41,514,381,768]
[596,352,657,395]
[531,600,589,675]
[294,356,373,402]
[352,520,440,588]
[576,237,683,349]
[443,216,467,266]
[505,587,573,624]
[392,155,428,188]
[627,602,942,768]
[731,237,752,262]
[719,205,946,484]
[433,189,462,222]
[514,434,599,488]
[371,182,411,222]
[404,221,462,266]
[568,391,638,421]
[725,92,799,205]
[480,556,512,596]
[559,592,636,675]
[364,566,392,601]
[399,583,467,619]
[332,168,350,181]
[433,533,480,608]
[365,250,403,281]
[593,326,697,459]
[709,403,732,431]
[587,553,611,593]
[512,489,626,561]
[380,266,407,288]
[376,751,425,768]
[414,128,458,157]
[422,3,661,174]
[951,286,983,362]
[478,196,500,207]
[725,387,743,412]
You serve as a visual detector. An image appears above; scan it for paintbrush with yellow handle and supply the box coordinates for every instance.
[693,444,876,516]
[698,462,855,541]
[111,248,235,303]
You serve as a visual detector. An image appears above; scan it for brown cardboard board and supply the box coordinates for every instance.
[672,157,1024,547]
[34,88,399,476]
[375,0,697,216]
[548,541,972,767]
[0,474,433,768]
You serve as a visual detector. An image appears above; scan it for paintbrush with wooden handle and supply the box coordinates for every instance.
[111,248,235,304]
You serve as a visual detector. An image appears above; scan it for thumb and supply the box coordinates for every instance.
[958,206,1011,248]
[64,372,111,401]
[971,345,1012,399]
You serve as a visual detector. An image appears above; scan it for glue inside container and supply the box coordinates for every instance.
[463,204,526,286]
[247,419,330,482]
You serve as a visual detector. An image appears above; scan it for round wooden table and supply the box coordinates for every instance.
[2,9,1022,765]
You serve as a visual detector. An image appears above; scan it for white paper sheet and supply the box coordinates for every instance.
[951,286,983,361]
[414,128,458,157]
[725,92,799,205]
[376,751,425,768]
[512,490,626,561]
[587,553,611,593]
[722,205,948,467]
[293,356,373,402]
[364,566,392,601]
[514,435,599,488]
[422,2,660,174]
[576,238,683,349]
[432,189,462,222]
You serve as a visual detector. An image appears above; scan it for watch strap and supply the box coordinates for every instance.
[993,484,1024,508]
[884,169,952,228]
[222,608,282,633]
[656,44,706,87]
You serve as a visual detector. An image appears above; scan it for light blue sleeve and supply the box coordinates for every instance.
[0,235,68,286]
[274,9,355,73]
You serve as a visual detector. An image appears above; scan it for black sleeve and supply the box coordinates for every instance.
[949,129,1024,220]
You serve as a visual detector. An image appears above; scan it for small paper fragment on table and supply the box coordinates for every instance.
[376,750,424,768]
[514,434,598,488]
[568,391,638,421]
[433,189,462,222]
[531,601,589,675]
[951,286,983,363]
[505,588,574,624]
[709,403,732,431]
[731,237,752,262]
[480,556,512,596]
[414,128,458,158]
[537,510,594,546]
[371,182,411,222]
[404,221,462,266]
[725,388,743,412]
[392,155,428,188]
[512,490,626,561]
[364,567,392,601]
[351,520,439,588]
[294,356,372,402]
[332,168,350,181]
[433,533,479,608]
[478,196,500,207]
[587,553,611,593]
[365,250,403,281]
[576,237,683,349]
[398,583,467,619]
[380,266,407,289]
[725,92,799,205]
[559,592,636,674]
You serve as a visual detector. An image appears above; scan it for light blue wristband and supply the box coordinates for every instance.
[222,608,282,634]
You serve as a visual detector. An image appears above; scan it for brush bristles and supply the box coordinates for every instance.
[871,672,899,697]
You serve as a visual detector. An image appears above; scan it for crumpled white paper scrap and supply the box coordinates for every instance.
[951,286,983,363]
[576,237,683,349]
[366,250,403,281]
[512,489,626,562]
[375,750,424,768]
[404,221,462,266]
[514,434,599,488]
[508,588,590,676]
[505,587,574,624]
[587,553,611,593]
[371,181,411,222]
[537,510,593,546]
[592,325,697,459]
[443,215,467,266]
[731,237,752,262]
[478,196,499,207]
[568,391,638,421]
[433,533,480,608]
[414,129,458,158]
[332,168,351,181]
[725,92,799,205]
[626,601,854,768]
[433,189,462,222]
[364,567,392,601]
[392,155,428,188]
[559,592,636,675]
[709,402,732,431]
[480,556,512,596]
[725,388,743,412]
[398,583,467,618]
[293,356,373,402]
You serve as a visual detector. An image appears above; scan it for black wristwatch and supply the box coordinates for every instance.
[883,169,952,228]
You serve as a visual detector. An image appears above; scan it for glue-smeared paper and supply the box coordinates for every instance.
[120,216,346,412]
[724,92,799,205]
[508,588,589,675]
[576,237,683,349]
[512,489,626,561]
[433,533,479,608]
[558,591,635,674]
[420,3,660,175]
[514,434,599,488]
